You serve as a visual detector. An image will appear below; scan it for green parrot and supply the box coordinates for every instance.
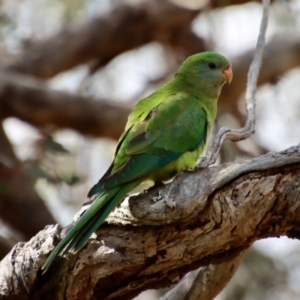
[42,51,232,273]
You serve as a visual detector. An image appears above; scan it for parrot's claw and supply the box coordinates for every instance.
[151,195,160,202]
[165,197,176,208]
[196,157,209,169]
[164,186,176,208]
[151,191,163,202]
[184,168,194,172]
[144,181,165,193]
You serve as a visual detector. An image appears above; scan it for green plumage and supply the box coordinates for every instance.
[42,52,232,273]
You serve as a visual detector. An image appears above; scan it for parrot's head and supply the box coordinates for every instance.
[176,52,233,98]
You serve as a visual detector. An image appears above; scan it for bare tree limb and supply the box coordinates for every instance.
[0,71,130,139]
[0,145,300,299]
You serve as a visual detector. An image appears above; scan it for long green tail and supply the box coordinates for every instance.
[41,181,138,273]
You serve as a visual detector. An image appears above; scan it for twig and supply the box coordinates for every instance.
[198,0,270,167]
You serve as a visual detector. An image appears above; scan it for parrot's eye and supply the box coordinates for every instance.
[208,62,217,69]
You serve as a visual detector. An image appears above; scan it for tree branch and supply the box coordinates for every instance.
[0,71,130,139]
[1,146,300,299]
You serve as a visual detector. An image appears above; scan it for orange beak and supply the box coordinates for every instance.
[223,65,233,84]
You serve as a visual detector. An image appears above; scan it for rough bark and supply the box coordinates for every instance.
[0,146,300,300]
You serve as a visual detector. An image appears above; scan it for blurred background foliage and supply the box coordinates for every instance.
[0,0,300,299]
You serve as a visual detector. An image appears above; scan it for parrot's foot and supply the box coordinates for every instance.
[148,183,176,207]
[182,167,195,174]
[165,197,176,208]
[144,181,165,193]
[151,193,162,202]
[196,156,209,169]
[164,185,176,208]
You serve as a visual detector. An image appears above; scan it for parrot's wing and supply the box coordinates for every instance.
[88,95,207,197]
[127,96,207,155]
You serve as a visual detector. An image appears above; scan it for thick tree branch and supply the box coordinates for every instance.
[0,146,300,299]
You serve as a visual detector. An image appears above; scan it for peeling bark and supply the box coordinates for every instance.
[0,146,300,299]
